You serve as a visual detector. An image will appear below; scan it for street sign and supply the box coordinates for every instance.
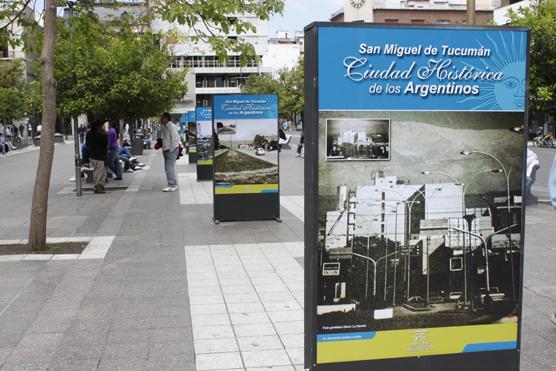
[322,262,340,276]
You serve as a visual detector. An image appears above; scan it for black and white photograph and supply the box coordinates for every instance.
[214,119,279,185]
[326,118,390,161]
[317,110,523,334]
[216,121,237,135]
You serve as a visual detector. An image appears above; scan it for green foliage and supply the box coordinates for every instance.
[508,1,556,116]
[153,0,285,65]
[52,10,188,121]
[244,58,304,121]
[0,59,33,121]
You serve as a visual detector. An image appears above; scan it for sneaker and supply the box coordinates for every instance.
[162,186,177,192]
[551,312,556,326]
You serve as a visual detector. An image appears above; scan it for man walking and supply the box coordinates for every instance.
[158,112,179,192]
[86,119,108,194]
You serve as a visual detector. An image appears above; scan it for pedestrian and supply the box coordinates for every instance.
[78,124,86,144]
[85,119,108,194]
[549,153,556,325]
[0,133,6,156]
[157,112,179,192]
[18,124,24,138]
[106,121,123,181]
[296,131,304,157]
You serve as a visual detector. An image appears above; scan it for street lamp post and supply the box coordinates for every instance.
[449,224,517,292]
[351,251,399,297]
[67,1,82,197]
[461,150,516,300]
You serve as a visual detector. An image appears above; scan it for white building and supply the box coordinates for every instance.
[493,0,533,25]
[334,0,508,24]
[91,1,271,114]
[262,31,303,77]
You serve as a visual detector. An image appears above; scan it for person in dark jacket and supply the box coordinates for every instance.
[86,119,108,194]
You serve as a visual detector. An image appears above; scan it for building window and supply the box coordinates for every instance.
[411,19,426,24]
[450,257,463,272]
[384,19,399,23]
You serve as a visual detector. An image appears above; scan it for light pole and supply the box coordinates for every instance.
[67,1,82,197]
[422,170,470,305]
[386,188,420,301]
[461,150,516,300]
[67,0,92,196]
[449,224,517,292]
[351,251,399,297]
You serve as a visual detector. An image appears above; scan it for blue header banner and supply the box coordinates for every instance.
[213,95,279,120]
[187,111,196,123]
[179,114,187,124]
[318,26,527,112]
[196,107,213,122]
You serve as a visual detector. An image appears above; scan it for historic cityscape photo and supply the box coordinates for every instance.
[317,110,524,334]
[326,118,390,161]
[214,119,279,185]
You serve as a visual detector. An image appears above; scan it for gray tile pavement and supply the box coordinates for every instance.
[0,139,553,370]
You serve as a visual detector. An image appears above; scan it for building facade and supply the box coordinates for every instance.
[91,1,270,114]
[262,31,304,77]
[332,0,520,24]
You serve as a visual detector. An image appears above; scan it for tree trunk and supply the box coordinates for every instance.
[28,0,57,251]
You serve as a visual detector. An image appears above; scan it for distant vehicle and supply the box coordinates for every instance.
[480,287,505,304]
[256,148,265,156]
[448,292,463,302]
[407,296,425,304]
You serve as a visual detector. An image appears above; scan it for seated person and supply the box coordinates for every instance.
[81,143,90,166]
[119,146,145,171]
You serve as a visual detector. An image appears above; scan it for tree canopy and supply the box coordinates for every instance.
[244,59,304,123]
[0,59,37,122]
[52,10,188,122]
[508,1,556,119]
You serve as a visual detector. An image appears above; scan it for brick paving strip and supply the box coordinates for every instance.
[185,242,304,370]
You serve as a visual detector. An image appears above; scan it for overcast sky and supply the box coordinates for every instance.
[268,0,343,37]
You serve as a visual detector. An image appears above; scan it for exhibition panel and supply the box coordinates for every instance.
[213,94,281,222]
[304,23,529,371]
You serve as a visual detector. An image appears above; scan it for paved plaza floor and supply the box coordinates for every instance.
[0,139,554,370]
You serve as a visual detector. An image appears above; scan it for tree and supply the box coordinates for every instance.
[244,58,304,123]
[3,0,285,251]
[152,0,284,64]
[0,59,26,126]
[28,0,57,250]
[508,1,556,122]
[52,10,187,123]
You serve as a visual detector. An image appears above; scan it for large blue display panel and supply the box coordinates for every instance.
[212,94,280,222]
[305,23,529,371]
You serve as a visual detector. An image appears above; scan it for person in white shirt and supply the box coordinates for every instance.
[158,112,180,192]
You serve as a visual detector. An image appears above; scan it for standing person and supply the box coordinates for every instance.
[158,112,179,192]
[78,124,86,144]
[549,153,556,325]
[0,133,6,156]
[106,121,123,181]
[296,131,304,157]
[86,119,108,194]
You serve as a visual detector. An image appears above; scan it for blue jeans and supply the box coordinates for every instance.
[163,149,178,187]
[107,149,122,179]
